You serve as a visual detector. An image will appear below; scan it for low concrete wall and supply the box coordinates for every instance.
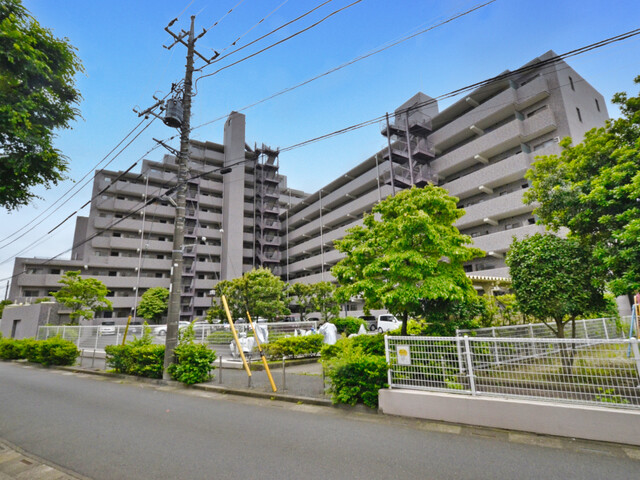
[379,389,640,446]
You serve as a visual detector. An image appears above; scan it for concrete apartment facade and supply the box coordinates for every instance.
[5,51,611,325]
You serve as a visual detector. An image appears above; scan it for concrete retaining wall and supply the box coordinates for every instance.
[379,389,640,446]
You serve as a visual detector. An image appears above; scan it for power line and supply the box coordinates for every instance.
[204,0,333,67]
[216,0,290,56]
[190,0,496,132]
[0,115,161,251]
[194,0,363,91]
[279,28,640,152]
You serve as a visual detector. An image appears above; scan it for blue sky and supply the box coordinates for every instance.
[1,0,639,287]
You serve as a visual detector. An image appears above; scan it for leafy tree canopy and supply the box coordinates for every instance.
[288,282,314,321]
[310,281,340,322]
[0,0,83,210]
[50,271,112,324]
[136,287,169,324]
[506,234,608,338]
[209,268,290,322]
[525,76,640,295]
[332,186,484,335]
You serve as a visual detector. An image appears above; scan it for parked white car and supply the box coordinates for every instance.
[154,321,191,336]
[99,321,116,335]
[377,314,402,333]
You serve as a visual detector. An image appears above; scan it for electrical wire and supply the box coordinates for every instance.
[194,0,363,90]
[216,0,290,56]
[204,0,333,67]
[2,27,639,284]
[206,0,248,32]
[279,28,640,152]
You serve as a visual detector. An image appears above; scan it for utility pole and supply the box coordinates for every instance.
[162,15,218,380]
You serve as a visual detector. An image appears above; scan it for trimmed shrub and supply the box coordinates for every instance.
[263,334,324,359]
[105,344,164,379]
[38,336,80,366]
[325,353,388,408]
[0,338,25,360]
[168,343,217,385]
[330,317,366,335]
[321,334,388,408]
[21,338,42,363]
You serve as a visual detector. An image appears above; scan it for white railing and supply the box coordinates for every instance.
[36,321,319,350]
[385,335,640,410]
[456,316,631,340]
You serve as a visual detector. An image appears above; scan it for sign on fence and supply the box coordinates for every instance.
[396,344,411,366]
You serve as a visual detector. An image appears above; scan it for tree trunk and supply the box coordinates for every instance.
[400,313,408,336]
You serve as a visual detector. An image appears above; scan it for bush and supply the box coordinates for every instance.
[321,334,385,360]
[168,343,217,385]
[105,344,164,379]
[263,334,324,359]
[324,352,388,408]
[321,334,389,408]
[38,336,80,366]
[330,317,366,335]
[0,338,24,360]
[21,338,42,363]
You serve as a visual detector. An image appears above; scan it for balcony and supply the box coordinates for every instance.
[443,152,531,200]
[455,189,533,230]
[432,108,556,178]
[383,137,435,163]
[469,223,545,254]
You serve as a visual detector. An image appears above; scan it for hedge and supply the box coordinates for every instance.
[330,317,366,335]
[263,334,324,359]
[0,336,79,366]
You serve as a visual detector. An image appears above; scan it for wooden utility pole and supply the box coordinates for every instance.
[162,15,217,379]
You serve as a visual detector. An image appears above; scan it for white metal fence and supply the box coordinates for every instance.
[456,316,631,340]
[385,335,640,410]
[36,321,318,350]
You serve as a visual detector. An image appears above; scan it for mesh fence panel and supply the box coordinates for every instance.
[387,336,640,410]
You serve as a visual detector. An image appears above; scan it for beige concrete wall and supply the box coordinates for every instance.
[379,389,640,446]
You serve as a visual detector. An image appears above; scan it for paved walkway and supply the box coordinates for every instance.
[0,439,88,480]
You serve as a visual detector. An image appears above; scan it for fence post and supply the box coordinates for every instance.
[218,355,222,384]
[602,318,609,339]
[76,326,81,348]
[491,327,500,364]
[630,338,640,380]
[455,335,464,374]
[282,356,287,391]
[582,320,589,339]
[528,323,534,338]
[91,328,98,368]
[463,335,476,396]
[385,335,392,388]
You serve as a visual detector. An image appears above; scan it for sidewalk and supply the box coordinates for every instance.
[0,439,88,480]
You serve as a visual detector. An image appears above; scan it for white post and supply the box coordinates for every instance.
[455,335,464,374]
[385,334,392,388]
[463,335,476,395]
[583,320,589,339]
[630,338,640,380]
[602,318,609,340]
[491,327,499,364]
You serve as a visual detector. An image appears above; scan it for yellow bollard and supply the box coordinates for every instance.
[122,315,132,346]
[221,295,252,378]
[246,311,277,392]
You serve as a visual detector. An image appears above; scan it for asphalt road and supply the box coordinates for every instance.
[1,362,638,480]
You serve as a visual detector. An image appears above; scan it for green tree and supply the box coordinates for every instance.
[288,282,314,321]
[0,299,12,318]
[209,268,290,321]
[505,234,608,338]
[311,281,339,322]
[137,287,169,324]
[524,76,640,295]
[50,271,112,324]
[332,186,484,336]
[0,0,84,210]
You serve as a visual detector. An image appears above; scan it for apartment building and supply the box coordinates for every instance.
[281,51,609,293]
[7,51,609,322]
[9,112,306,321]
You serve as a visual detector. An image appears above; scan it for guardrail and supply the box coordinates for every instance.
[386,335,640,410]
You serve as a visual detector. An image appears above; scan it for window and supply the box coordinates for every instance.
[113,232,121,237]
[24,289,39,297]
[569,76,575,91]
[528,218,536,225]
[595,98,600,112]
[576,107,583,123]
[155,273,163,278]
[108,271,117,277]
[110,251,119,257]
[50,268,60,274]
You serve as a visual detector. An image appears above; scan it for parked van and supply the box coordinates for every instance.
[376,314,402,333]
